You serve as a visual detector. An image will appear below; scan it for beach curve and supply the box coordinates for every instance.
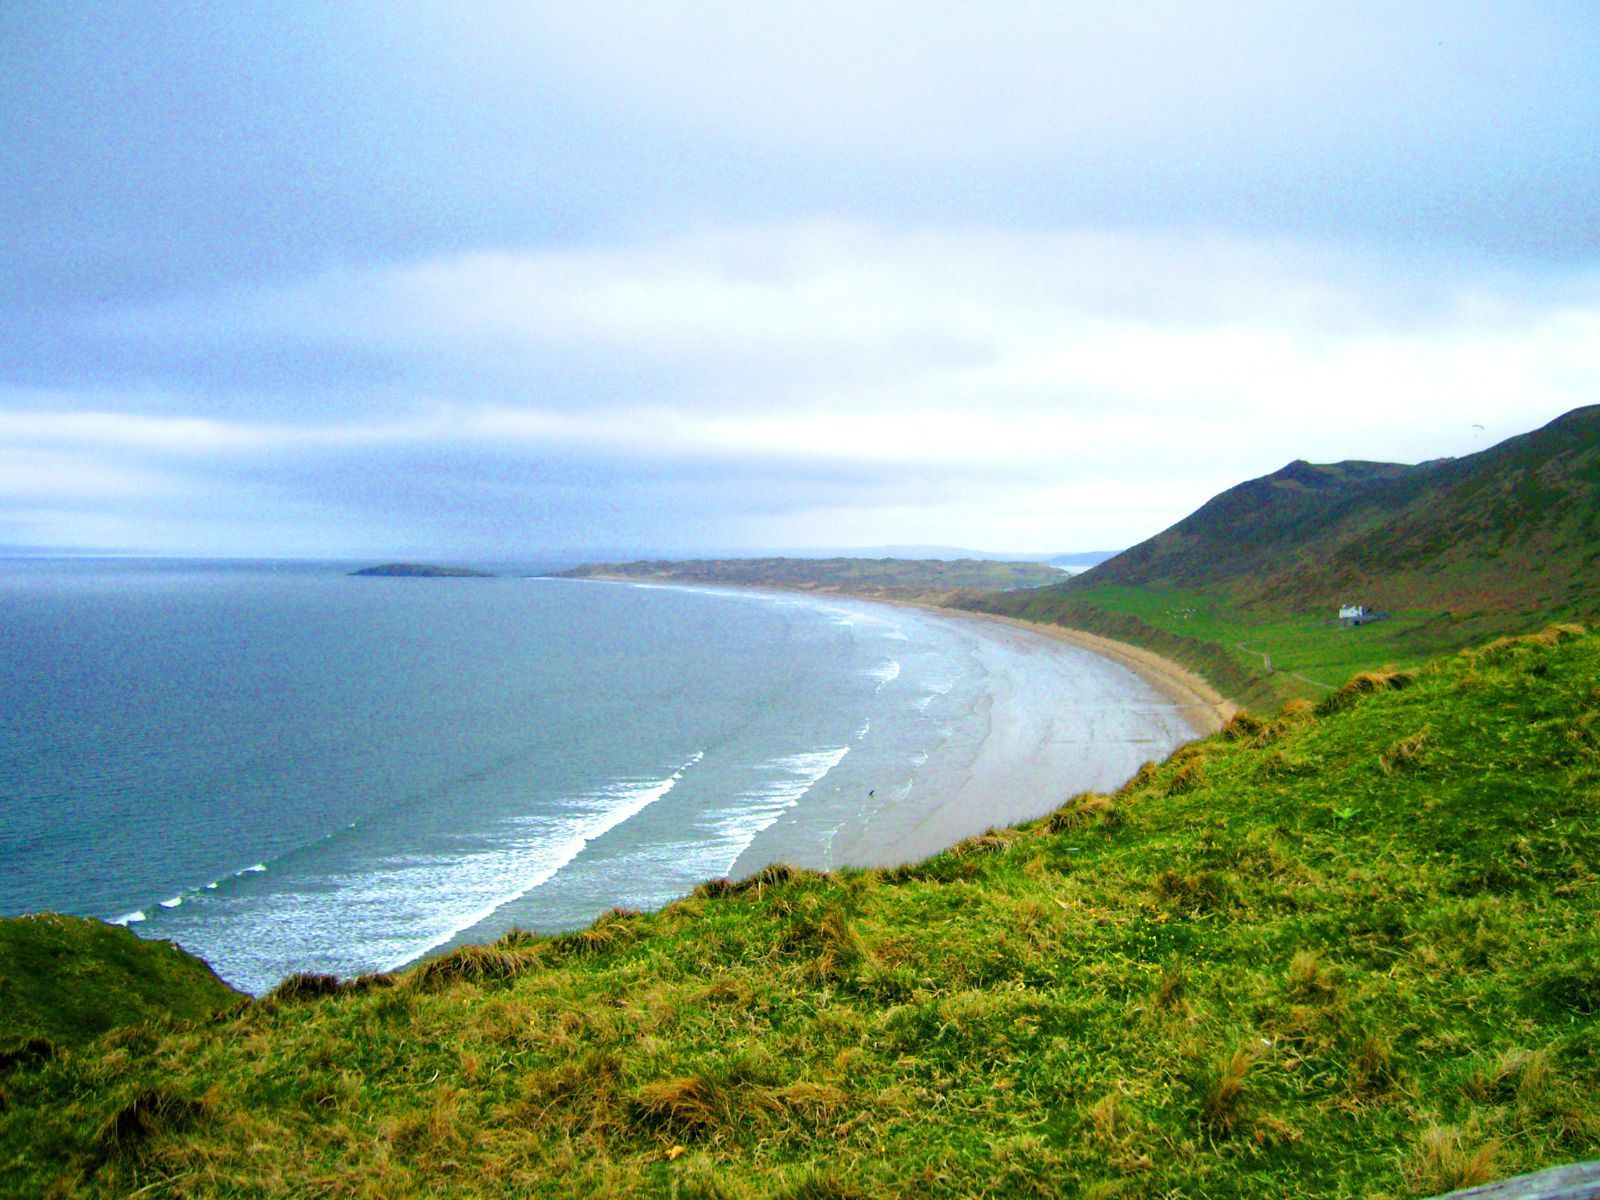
[731,592,1223,873]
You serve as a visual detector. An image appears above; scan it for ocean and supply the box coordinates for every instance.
[0,558,1193,994]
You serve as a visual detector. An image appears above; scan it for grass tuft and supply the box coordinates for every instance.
[1406,1125,1500,1195]
[1221,711,1268,741]
[1198,1045,1257,1136]
[1467,1048,1550,1105]
[410,943,530,990]
[1347,1032,1402,1099]
[264,972,346,1003]
[1046,792,1117,832]
[1165,757,1207,795]
[1316,668,1416,716]
[1286,950,1337,1003]
[1151,962,1189,1013]
[93,1087,207,1163]
[553,907,642,958]
[631,1076,733,1135]
[1378,725,1432,776]
[0,1036,57,1075]
[1154,868,1235,915]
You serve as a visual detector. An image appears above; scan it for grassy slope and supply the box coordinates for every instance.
[1078,406,1600,616]
[4,627,1599,1197]
[0,915,242,1053]
[973,583,1541,713]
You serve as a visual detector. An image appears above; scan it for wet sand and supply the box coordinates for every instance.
[736,601,1222,872]
[933,608,1237,735]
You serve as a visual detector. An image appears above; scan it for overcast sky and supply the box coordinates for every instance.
[3,2,1597,558]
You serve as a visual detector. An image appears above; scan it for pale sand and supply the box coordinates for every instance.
[734,598,1230,873]
[927,607,1238,736]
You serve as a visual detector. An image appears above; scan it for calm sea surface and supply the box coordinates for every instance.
[0,558,1182,994]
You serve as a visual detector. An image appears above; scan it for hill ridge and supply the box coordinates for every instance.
[1075,405,1600,615]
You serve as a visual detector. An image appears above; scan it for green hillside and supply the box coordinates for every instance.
[975,407,1600,710]
[4,626,1598,1197]
[0,915,242,1055]
[1083,405,1600,614]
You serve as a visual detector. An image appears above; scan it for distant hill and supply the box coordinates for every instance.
[351,562,494,578]
[1075,405,1600,615]
[551,556,1064,597]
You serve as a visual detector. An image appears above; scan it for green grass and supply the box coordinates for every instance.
[977,583,1551,711]
[3,624,1599,1196]
[0,915,242,1054]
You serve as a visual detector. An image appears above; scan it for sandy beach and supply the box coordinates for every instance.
[734,599,1222,873]
[938,608,1237,735]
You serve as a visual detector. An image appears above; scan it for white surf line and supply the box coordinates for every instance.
[383,751,705,971]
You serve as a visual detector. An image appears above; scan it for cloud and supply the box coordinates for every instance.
[110,221,1600,438]
[10,218,1596,554]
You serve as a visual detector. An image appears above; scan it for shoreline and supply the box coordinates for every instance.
[570,571,1237,735]
[555,573,1231,872]
[925,607,1237,735]
[717,588,1220,872]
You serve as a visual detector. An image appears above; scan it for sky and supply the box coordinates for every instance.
[3,2,1598,558]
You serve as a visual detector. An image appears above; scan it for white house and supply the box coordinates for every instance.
[1339,604,1372,627]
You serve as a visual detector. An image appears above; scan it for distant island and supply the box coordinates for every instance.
[350,562,494,578]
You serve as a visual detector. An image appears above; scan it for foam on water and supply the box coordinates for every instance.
[184,751,707,989]
[705,745,852,864]
[869,659,902,686]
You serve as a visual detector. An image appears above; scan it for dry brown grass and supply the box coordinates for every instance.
[1046,792,1117,833]
[1200,1046,1257,1136]
[1405,1124,1499,1194]
[1286,950,1337,1004]
[1221,711,1268,741]
[1347,1032,1401,1100]
[1316,668,1416,716]
[1165,757,1207,795]
[92,1086,209,1163]
[629,1074,774,1136]
[410,943,531,990]
[553,907,642,958]
[1466,1048,1551,1105]
[1154,869,1235,915]
[1150,963,1189,1015]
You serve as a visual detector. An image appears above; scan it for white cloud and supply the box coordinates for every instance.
[33,220,1600,551]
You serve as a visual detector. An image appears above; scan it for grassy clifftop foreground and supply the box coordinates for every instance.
[5,626,1600,1197]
